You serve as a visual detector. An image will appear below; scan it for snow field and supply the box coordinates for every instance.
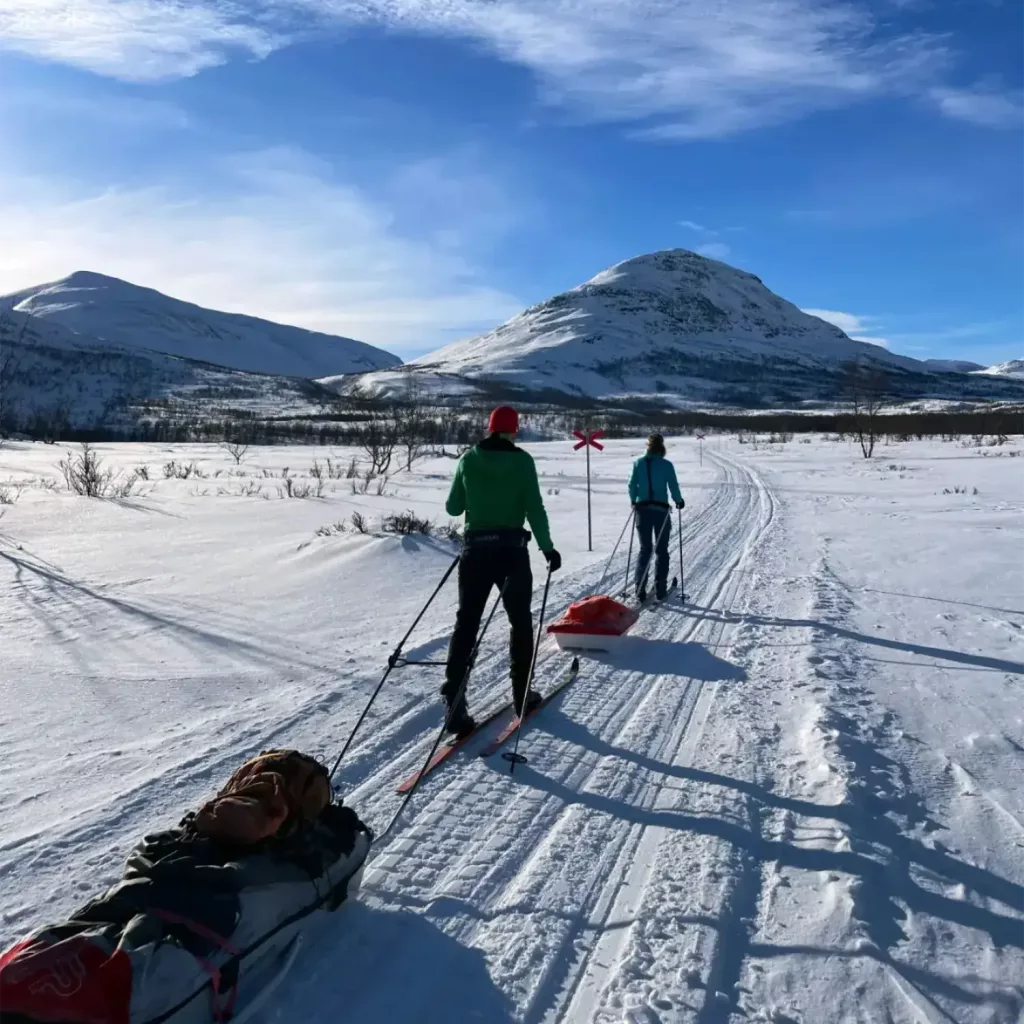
[0,432,1021,1023]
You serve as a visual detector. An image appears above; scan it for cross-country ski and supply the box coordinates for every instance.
[394,698,514,793]
[479,656,581,761]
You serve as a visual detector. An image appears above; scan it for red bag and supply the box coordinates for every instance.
[0,935,132,1024]
[547,595,639,637]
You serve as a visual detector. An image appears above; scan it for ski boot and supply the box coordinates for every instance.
[515,688,543,718]
[444,698,476,739]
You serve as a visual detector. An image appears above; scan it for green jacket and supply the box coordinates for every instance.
[445,436,554,552]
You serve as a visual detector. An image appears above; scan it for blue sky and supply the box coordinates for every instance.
[0,0,1021,364]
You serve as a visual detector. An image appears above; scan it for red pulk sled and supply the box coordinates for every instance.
[547,504,681,653]
[547,594,639,652]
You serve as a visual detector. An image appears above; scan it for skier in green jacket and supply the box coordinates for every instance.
[443,405,562,736]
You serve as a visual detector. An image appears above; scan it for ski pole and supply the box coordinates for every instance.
[622,506,636,597]
[381,576,511,835]
[503,565,553,774]
[677,505,685,603]
[591,506,635,596]
[328,554,460,782]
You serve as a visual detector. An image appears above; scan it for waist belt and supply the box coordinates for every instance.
[637,500,670,509]
[464,528,531,548]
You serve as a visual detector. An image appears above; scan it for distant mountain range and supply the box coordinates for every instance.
[1,257,1019,433]
[3,271,399,379]
[339,250,1023,407]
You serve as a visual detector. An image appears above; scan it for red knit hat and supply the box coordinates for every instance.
[488,405,519,435]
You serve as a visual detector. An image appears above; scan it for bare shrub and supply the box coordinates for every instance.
[382,510,433,535]
[315,520,347,537]
[374,474,389,496]
[279,477,317,499]
[0,482,21,505]
[276,470,324,498]
[345,456,358,479]
[442,520,463,544]
[164,460,205,480]
[135,464,150,480]
[361,417,398,476]
[351,467,376,495]
[842,359,888,459]
[59,444,116,497]
[110,471,143,499]
[220,441,250,465]
[350,511,368,534]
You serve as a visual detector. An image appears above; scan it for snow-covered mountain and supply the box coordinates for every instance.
[0,308,338,433]
[341,250,1023,406]
[974,358,1024,379]
[3,271,400,379]
[923,358,986,373]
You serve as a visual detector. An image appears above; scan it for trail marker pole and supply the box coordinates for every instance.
[696,432,706,466]
[573,428,605,552]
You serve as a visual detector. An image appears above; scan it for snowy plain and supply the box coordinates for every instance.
[0,432,1021,1023]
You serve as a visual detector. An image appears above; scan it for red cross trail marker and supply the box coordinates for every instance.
[572,429,605,550]
[696,432,706,466]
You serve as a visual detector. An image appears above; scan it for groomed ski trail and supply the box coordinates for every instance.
[311,447,776,1023]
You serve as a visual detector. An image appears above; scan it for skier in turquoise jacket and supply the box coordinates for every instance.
[628,433,684,600]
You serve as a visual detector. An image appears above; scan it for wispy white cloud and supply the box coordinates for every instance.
[678,219,707,232]
[1,0,994,137]
[0,147,523,351]
[803,308,888,347]
[929,85,1023,129]
[695,241,731,260]
[0,0,283,81]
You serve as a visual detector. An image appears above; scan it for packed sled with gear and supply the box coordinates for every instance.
[0,750,372,1024]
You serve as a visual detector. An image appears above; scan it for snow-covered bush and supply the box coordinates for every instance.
[382,510,433,536]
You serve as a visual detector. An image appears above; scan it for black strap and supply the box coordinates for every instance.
[637,458,669,509]
[464,528,531,548]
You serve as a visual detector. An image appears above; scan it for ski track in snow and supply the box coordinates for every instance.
[301,446,779,1024]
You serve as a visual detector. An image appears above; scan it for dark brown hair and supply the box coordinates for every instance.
[647,432,666,455]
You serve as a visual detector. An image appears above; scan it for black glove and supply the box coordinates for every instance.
[675,499,685,510]
[544,548,562,572]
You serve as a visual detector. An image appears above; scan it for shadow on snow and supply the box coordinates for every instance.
[683,603,1024,676]
[276,901,515,1023]
[588,635,748,682]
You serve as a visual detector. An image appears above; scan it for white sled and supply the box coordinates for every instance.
[552,629,629,653]
[548,594,639,653]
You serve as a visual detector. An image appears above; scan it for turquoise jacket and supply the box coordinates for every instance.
[628,454,683,507]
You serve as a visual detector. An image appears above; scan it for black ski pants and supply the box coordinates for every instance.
[444,544,534,709]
